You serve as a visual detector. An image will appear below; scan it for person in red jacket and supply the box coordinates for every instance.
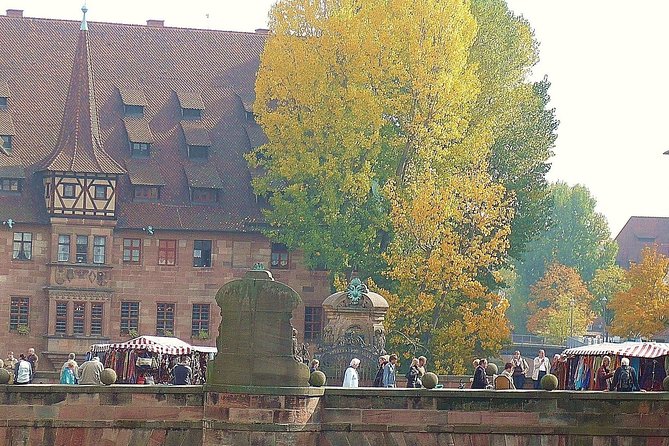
[595,356,614,391]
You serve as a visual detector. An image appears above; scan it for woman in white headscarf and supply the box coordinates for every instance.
[342,358,360,387]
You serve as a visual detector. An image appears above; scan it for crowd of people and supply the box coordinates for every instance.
[334,354,429,388]
[471,349,641,391]
[3,349,194,386]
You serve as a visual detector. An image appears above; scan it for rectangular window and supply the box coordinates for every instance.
[9,297,29,331]
[193,240,212,267]
[55,301,68,335]
[158,239,177,265]
[93,236,106,264]
[124,104,144,117]
[63,183,76,198]
[75,235,88,263]
[304,306,323,342]
[0,97,7,108]
[58,234,70,262]
[0,135,12,151]
[156,303,175,336]
[90,303,103,336]
[271,243,290,269]
[133,186,159,201]
[123,238,142,263]
[94,185,107,200]
[120,301,139,335]
[188,145,209,159]
[191,304,210,337]
[12,232,32,261]
[191,188,217,203]
[73,302,85,335]
[182,108,202,119]
[0,178,20,192]
[131,142,150,157]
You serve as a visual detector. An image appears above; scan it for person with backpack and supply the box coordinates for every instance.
[611,357,639,392]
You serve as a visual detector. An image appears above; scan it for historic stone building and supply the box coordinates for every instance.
[0,9,330,370]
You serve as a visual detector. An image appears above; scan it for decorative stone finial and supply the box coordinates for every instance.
[81,4,88,31]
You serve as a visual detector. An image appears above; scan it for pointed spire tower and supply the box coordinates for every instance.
[41,5,124,219]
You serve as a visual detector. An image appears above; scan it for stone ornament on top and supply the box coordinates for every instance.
[207,266,310,388]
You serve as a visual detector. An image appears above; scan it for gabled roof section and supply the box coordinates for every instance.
[119,88,148,107]
[184,164,224,189]
[181,121,211,146]
[176,91,205,110]
[41,21,125,174]
[124,118,154,144]
[615,216,669,268]
[0,111,16,135]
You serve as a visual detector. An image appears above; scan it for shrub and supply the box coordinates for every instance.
[422,372,439,389]
[541,373,559,391]
[309,370,326,387]
[100,368,117,385]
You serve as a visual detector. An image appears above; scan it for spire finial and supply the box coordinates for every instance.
[81,3,88,31]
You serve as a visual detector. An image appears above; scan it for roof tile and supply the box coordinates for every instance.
[176,91,205,110]
[0,111,16,135]
[181,121,211,147]
[124,117,154,144]
[125,159,165,186]
[119,88,148,107]
[184,163,224,189]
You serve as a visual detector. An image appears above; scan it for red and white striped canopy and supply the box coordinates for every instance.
[563,342,669,359]
[91,336,194,355]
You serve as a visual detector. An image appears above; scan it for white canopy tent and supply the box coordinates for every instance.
[91,335,216,355]
[563,341,669,359]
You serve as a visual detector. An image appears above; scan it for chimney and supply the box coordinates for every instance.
[146,19,165,27]
[255,28,270,35]
[6,9,23,18]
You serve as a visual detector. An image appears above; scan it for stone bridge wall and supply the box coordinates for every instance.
[0,384,667,445]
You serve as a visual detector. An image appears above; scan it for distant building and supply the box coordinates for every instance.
[614,216,669,268]
[0,10,329,369]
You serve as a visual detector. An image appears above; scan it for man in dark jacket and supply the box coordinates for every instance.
[611,357,639,392]
[471,358,488,389]
[172,359,192,385]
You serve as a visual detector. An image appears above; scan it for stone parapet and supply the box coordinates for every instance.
[0,384,668,445]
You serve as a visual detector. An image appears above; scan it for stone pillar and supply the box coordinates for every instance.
[207,268,310,387]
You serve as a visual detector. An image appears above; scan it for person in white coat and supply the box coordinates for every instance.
[342,358,360,387]
[532,349,551,389]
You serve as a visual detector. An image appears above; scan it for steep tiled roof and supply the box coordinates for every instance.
[176,91,205,110]
[0,80,10,98]
[0,111,16,135]
[41,26,125,174]
[119,89,148,107]
[615,216,669,268]
[184,163,224,189]
[0,14,266,230]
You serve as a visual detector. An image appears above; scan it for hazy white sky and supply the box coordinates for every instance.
[2,0,668,236]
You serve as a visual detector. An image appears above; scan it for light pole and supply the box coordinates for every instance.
[569,298,575,339]
[600,297,608,342]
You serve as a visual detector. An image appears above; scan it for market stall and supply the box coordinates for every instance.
[560,342,669,391]
[90,336,216,384]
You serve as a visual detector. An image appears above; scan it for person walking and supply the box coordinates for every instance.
[532,350,550,389]
[26,348,38,383]
[61,353,79,384]
[595,356,614,391]
[343,358,360,388]
[13,354,31,385]
[611,357,639,392]
[405,358,420,388]
[471,358,488,389]
[60,360,77,385]
[171,359,193,385]
[373,355,389,387]
[383,354,398,388]
[78,356,104,385]
[511,350,529,390]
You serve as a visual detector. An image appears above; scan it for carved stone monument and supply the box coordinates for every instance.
[207,267,310,387]
[318,278,389,383]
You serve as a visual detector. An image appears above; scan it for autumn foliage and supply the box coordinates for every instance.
[610,247,669,339]
[527,263,595,341]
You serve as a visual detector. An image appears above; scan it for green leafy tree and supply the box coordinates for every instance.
[509,183,617,331]
[589,265,630,328]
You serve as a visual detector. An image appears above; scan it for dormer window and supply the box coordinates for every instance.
[182,108,202,119]
[0,178,20,192]
[0,97,7,109]
[131,142,150,157]
[191,188,217,203]
[124,104,144,117]
[0,135,12,151]
[133,186,160,201]
[188,145,209,160]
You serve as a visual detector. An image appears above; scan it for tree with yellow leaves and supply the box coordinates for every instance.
[609,247,669,339]
[384,172,513,373]
[527,263,595,342]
